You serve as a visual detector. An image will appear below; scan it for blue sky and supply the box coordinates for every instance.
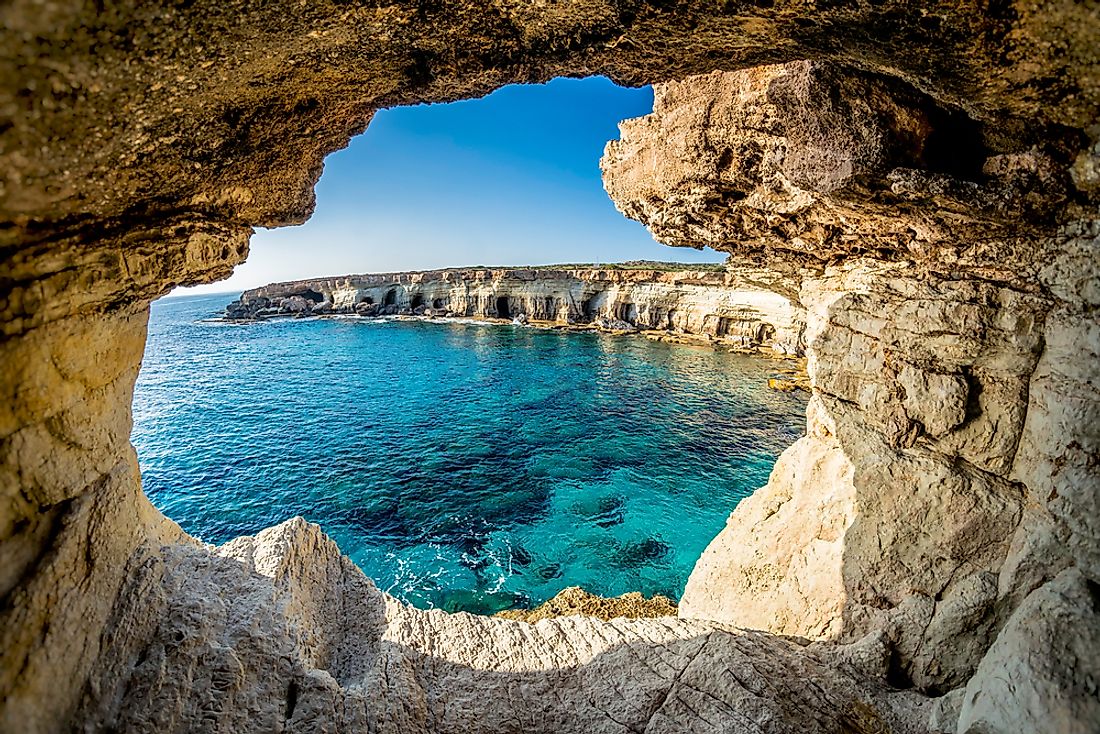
[179,76,725,295]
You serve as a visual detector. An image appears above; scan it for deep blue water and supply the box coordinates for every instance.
[133,293,807,614]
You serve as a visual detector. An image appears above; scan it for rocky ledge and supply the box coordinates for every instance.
[224,263,807,355]
[495,586,678,623]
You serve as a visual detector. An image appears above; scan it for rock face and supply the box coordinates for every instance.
[495,585,678,623]
[608,64,1099,715]
[73,518,930,734]
[1,2,1098,733]
[225,265,807,354]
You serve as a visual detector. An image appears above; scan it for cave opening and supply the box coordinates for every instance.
[291,288,324,303]
[8,2,1091,726]
[131,76,794,626]
[921,103,989,181]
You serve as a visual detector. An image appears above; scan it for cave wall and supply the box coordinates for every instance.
[1,1,1099,732]
[603,62,1099,721]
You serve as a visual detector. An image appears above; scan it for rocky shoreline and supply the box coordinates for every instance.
[223,263,808,358]
[6,1,1098,729]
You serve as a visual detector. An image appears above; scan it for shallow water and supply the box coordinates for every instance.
[133,293,807,614]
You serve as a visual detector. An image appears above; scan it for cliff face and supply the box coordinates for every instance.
[227,266,807,354]
[1,2,1098,733]
[604,64,1099,724]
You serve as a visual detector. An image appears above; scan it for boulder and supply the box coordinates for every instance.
[957,568,1100,733]
[278,295,310,313]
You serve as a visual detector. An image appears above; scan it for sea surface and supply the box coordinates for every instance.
[133,293,808,614]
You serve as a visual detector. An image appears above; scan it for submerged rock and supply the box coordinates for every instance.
[495,586,678,622]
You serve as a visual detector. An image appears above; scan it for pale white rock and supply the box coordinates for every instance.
[679,258,1042,693]
[4,58,1100,734]
[680,395,854,640]
[997,503,1074,610]
[957,568,1100,734]
[897,363,967,437]
[73,518,933,734]
[1012,306,1100,579]
[927,688,965,733]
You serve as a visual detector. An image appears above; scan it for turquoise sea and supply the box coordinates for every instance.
[133,293,807,614]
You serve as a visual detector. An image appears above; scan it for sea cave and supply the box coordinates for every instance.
[1,2,1098,733]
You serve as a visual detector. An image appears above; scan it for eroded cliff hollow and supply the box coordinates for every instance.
[225,265,806,354]
[2,1,1099,733]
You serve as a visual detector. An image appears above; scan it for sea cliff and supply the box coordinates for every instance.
[224,264,807,356]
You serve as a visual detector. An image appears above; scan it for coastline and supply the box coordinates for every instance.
[215,308,812,390]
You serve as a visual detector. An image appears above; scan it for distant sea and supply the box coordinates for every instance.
[132,293,808,614]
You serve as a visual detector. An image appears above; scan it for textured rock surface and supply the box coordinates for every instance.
[609,64,1099,720]
[73,517,932,734]
[2,1,1099,732]
[228,265,807,353]
[495,585,677,622]
[957,567,1100,734]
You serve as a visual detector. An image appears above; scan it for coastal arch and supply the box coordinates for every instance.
[1,3,1096,732]
[383,288,398,307]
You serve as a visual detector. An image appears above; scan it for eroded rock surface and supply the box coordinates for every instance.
[607,63,1099,723]
[2,2,1099,732]
[74,517,931,734]
[226,265,807,354]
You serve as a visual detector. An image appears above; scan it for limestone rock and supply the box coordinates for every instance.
[224,265,807,356]
[927,688,966,734]
[1,3,1099,731]
[601,64,1072,277]
[72,518,932,734]
[957,568,1100,733]
[495,586,677,623]
[897,364,968,438]
[609,66,1096,703]
[680,402,854,640]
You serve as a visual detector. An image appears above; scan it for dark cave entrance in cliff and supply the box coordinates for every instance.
[496,296,511,319]
[383,289,397,307]
[291,287,324,303]
[410,294,425,310]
